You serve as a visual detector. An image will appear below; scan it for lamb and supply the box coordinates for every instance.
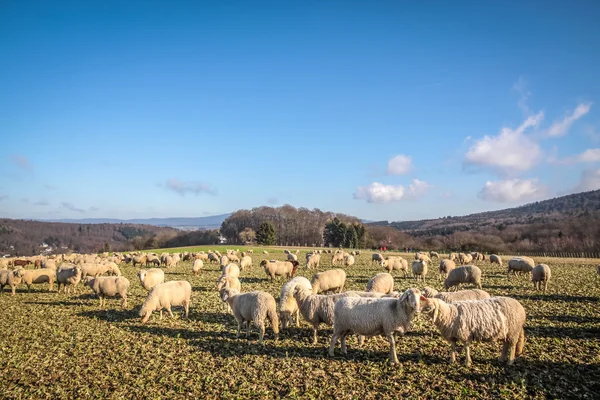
[381,257,409,277]
[429,251,440,259]
[138,268,165,291]
[366,273,394,294]
[531,264,551,293]
[490,254,503,266]
[444,265,482,290]
[421,296,526,366]
[192,259,204,275]
[331,252,345,265]
[20,268,56,292]
[328,288,422,364]
[0,268,23,296]
[287,253,298,262]
[220,288,279,344]
[293,286,359,344]
[85,276,130,308]
[421,287,490,302]
[240,256,252,270]
[439,259,456,280]
[221,263,240,279]
[261,260,298,281]
[56,265,82,294]
[139,281,192,323]
[372,253,384,265]
[311,269,347,294]
[411,260,428,282]
[344,255,355,267]
[279,277,313,328]
[507,257,535,278]
[306,253,321,269]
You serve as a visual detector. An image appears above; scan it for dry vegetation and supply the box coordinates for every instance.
[1,247,599,399]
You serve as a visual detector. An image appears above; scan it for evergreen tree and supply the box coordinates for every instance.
[256,221,276,245]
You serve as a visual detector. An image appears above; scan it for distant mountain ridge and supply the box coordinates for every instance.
[41,213,232,229]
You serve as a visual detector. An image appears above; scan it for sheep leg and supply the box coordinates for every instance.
[122,294,127,308]
[258,323,265,345]
[328,332,339,356]
[357,335,365,347]
[507,340,517,365]
[184,301,189,319]
[235,320,242,338]
[387,333,399,365]
[464,343,472,367]
[312,325,319,344]
[294,310,300,328]
[167,306,174,318]
[246,321,250,338]
[543,282,548,294]
[450,341,457,364]
[159,310,163,320]
[340,334,347,355]
[501,340,510,362]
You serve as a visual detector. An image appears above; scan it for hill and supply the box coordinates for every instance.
[41,213,231,230]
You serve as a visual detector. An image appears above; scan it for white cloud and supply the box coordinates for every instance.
[479,178,546,203]
[61,202,86,213]
[571,168,600,193]
[164,178,216,196]
[386,155,413,175]
[408,179,433,197]
[546,102,592,137]
[464,112,544,175]
[353,179,431,203]
[551,148,600,165]
[512,77,531,114]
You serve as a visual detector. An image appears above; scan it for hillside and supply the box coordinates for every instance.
[41,213,231,230]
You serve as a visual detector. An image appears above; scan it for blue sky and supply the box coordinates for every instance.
[1,1,599,222]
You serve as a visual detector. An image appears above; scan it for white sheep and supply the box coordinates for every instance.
[192,259,204,275]
[140,281,192,323]
[421,296,526,366]
[220,255,230,269]
[261,260,298,281]
[221,263,240,279]
[208,253,220,263]
[429,251,440,259]
[0,268,23,296]
[531,264,551,293]
[490,254,503,266]
[328,288,422,364]
[138,268,165,291]
[311,269,347,294]
[411,260,428,282]
[507,257,535,278]
[287,253,298,262]
[85,276,130,308]
[56,265,82,294]
[262,250,269,255]
[444,265,482,290]
[306,253,321,269]
[344,255,355,267]
[366,273,394,294]
[279,277,312,328]
[439,259,456,280]
[331,253,345,265]
[240,256,252,270]
[415,252,432,263]
[20,268,56,292]
[421,286,490,302]
[220,288,279,345]
[381,257,409,277]
[458,253,473,264]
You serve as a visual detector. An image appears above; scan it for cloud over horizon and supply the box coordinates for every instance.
[479,178,546,203]
[164,178,217,196]
[354,179,432,204]
[546,103,592,137]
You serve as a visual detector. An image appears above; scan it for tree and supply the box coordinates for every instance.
[256,222,276,245]
[239,227,256,244]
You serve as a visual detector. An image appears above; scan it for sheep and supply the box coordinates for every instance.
[415,252,432,263]
[531,264,551,293]
[85,276,130,308]
[228,254,240,263]
[344,255,355,267]
[429,251,440,260]
[261,260,298,281]
[0,268,23,296]
[422,287,490,302]
[103,262,122,276]
[220,288,279,345]
[138,268,165,291]
[371,253,384,265]
[306,253,321,269]
[208,253,220,263]
[449,253,458,262]
[195,253,209,261]
[240,256,252,270]
[507,256,535,278]
[287,253,298,262]
[421,296,526,366]
[20,268,56,292]
[262,250,269,255]
[42,259,57,270]
[279,277,312,329]
[165,255,179,268]
[221,263,240,279]
[366,273,394,294]
[81,263,120,278]
[411,260,428,282]
[56,265,82,294]
[331,252,345,265]
[146,255,161,267]
[444,265,482,290]
[458,253,473,264]
[132,255,147,267]
[381,257,409,277]
[293,286,359,344]
[192,259,204,275]
[220,255,230,269]
[216,274,241,292]
[328,288,422,364]
[284,249,291,255]
[139,281,192,323]
[439,259,456,280]
[490,254,503,266]
[311,269,347,294]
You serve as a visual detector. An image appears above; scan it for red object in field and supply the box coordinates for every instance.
[383,246,387,251]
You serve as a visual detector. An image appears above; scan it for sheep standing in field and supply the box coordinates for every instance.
[311,269,347,294]
[458,253,473,264]
[208,253,219,264]
[228,254,240,263]
[490,254,503,267]
[20,268,56,292]
[372,252,383,264]
[132,255,147,267]
[306,253,321,269]
[507,257,535,278]
[195,253,209,261]
[85,276,130,308]
[415,252,432,263]
[381,257,409,277]
[139,281,192,323]
[293,286,359,344]
[279,277,312,329]
[42,259,57,270]
[287,253,298,262]
[0,268,23,296]
[366,273,394,294]
[216,274,241,293]
[421,296,526,366]
[262,250,269,255]
[439,259,456,280]
[56,265,82,294]
[531,264,551,293]
[284,249,291,255]
[192,259,204,275]
[240,256,252,270]
[444,265,482,290]
[328,288,422,364]
[146,255,161,267]
[220,256,230,269]
[138,268,165,291]
[411,260,428,282]
[344,255,355,267]
[449,253,458,262]
[331,252,345,265]
[221,264,240,279]
[261,260,298,281]
[220,287,279,345]
[429,251,440,260]
[422,287,490,302]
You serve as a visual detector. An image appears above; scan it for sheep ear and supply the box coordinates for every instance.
[398,290,409,302]
[420,295,427,301]
[432,307,439,324]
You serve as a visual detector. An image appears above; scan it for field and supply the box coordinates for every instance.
[1,247,599,399]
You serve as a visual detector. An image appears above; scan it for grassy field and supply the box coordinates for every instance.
[1,248,599,399]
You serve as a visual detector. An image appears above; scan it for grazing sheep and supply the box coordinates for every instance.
[279,277,312,328]
[85,276,130,308]
[381,257,409,277]
[284,249,291,255]
[287,253,298,262]
[422,287,490,302]
[415,252,432,263]
[261,260,298,281]
[262,250,269,255]
[228,254,241,263]
[220,288,279,345]
[56,265,82,294]
[507,257,535,278]
[444,265,482,290]
[138,268,165,291]
[240,256,252,270]
[449,253,458,262]
[366,273,394,294]
[20,268,56,292]
[132,255,147,267]
[42,259,57,270]
[411,260,428,282]
[146,255,161,267]
[311,269,347,294]
[331,252,345,265]
[139,281,192,323]
[208,253,220,263]
[421,296,526,366]
[429,251,440,260]
[458,253,473,264]
[220,256,230,269]
[306,253,321,269]
[80,263,119,279]
[328,288,422,364]
[490,254,503,266]
[293,286,359,344]
[195,253,209,261]
[103,262,122,276]
[222,264,241,279]
[0,268,23,296]
[192,259,204,275]
[531,264,551,293]
[344,255,355,267]
[439,259,456,280]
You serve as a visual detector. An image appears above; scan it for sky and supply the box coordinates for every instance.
[1,1,600,222]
